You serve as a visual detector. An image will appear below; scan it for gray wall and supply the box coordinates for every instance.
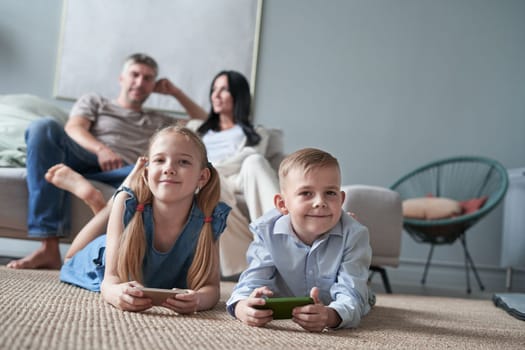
[1,0,524,291]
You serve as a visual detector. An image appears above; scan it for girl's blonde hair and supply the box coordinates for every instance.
[117,124,221,291]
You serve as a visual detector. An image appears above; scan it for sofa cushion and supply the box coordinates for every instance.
[0,94,68,123]
[0,94,68,167]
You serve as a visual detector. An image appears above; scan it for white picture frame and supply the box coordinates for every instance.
[54,0,263,114]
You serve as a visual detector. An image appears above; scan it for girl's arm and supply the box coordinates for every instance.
[100,192,152,311]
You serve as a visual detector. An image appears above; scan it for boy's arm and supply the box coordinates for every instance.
[226,229,278,317]
[327,222,372,329]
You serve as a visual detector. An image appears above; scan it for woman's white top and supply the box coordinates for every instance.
[186,119,271,177]
[202,124,245,164]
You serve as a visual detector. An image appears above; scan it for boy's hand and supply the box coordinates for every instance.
[292,287,342,332]
[234,286,274,327]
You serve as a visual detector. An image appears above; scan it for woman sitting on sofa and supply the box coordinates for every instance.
[46,70,279,277]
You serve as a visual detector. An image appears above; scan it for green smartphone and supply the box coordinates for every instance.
[254,297,314,319]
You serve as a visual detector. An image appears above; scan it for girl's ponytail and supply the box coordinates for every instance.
[187,163,221,290]
[117,168,152,283]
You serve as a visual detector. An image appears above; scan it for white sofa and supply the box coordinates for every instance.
[0,94,285,243]
[0,146,286,242]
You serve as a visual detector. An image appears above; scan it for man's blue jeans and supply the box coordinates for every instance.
[25,117,133,238]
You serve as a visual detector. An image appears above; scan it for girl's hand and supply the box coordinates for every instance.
[292,287,342,332]
[162,289,200,314]
[102,281,153,312]
[121,156,148,188]
[234,286,274,327]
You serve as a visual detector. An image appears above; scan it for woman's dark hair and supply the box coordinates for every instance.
[197,70,261,146]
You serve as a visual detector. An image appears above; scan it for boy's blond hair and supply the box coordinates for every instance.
[278,148,340,188]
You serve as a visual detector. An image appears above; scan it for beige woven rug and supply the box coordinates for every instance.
[0,266,523,350]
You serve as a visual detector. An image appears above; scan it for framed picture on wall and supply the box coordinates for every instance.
[54,0,263,114]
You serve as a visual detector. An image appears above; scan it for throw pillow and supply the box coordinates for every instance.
[459,196,488,214]
[403,197,462,220]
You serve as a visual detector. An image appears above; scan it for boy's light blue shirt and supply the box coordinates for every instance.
[226,208,372,329]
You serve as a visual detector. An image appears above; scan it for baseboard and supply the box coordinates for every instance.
[0,237,71,259]
[2,237,524,293]
[382,258,525,294]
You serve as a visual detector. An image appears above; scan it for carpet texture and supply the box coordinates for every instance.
[0,266,523,349]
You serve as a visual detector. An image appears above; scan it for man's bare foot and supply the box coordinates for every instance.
[45,164,106,214]
[6,238,62,269]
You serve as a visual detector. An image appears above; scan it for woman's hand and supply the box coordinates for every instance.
[292,287,342,332]
[234,286,274,327]
[101,281,153,312]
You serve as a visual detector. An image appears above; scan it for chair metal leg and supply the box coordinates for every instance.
[460,234,485,292]
[421,244,434,285]
[370,266,393,294]
[463,241,471,294]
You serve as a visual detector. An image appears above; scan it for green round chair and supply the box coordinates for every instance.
[390,156,509,293]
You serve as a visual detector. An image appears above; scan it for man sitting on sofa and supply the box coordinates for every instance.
[7,53,207,269]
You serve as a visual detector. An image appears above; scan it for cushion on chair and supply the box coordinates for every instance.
[402,197,462,220]
[459,196,488,214]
